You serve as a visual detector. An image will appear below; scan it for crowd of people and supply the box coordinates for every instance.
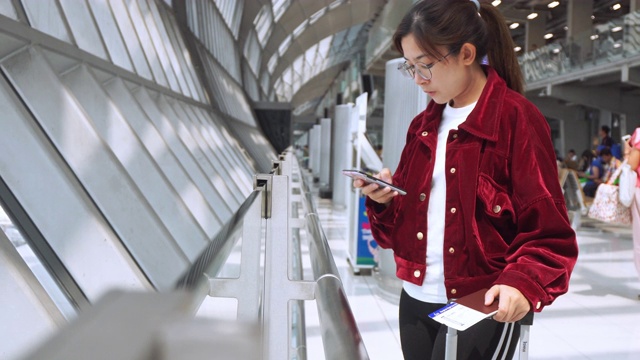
[561,125,630,198]
[560,125,640,300]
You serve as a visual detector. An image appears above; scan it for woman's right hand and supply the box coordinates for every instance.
[353,168,398,206]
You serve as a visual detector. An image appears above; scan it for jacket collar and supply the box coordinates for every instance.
[422,66,507,142]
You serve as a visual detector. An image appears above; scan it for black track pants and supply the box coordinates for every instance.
[399,289,521,360]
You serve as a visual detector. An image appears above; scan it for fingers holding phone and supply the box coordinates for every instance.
[348,168,401,205]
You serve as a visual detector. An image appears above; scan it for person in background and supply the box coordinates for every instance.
[564,149,579,170]
[351,1,578,359]
[576,149,595,187]
[599,125,614,147]
[602,146,622,185]
[580,147,612,197]
[625,128,640,299]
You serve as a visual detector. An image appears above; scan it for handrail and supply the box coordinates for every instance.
[20,150,371,360]
[173,188,262,311]
[294,153,369,360]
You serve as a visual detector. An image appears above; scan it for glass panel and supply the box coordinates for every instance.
[309,7,326,25]
[123,0,168,87]
[279,35,292,56]
[518,11,640,83]
[87,0,134,72]
[169,100,246,201]
[137,0,180,92]
[59,0,108,60]
[212,0,242,38]
[22,0,71,42]
[157,4,204,101]
[108,0,153,81]
[186,0,241,84]
[205,52,256,125]
[149,92,241,207]
[102,78,223,234]
[261,71,270,95]
[292,19,308,39]
[267,52,278,74]
[60,65,210,257]
[254,4,273,46]
[0,0,18,19]
[1,47,184,290]
[244,31,261,76]
[272,0,290,22]
[243,64,260,101]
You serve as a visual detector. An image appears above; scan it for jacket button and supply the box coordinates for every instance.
[421,131,428,136]
[451,289,457,295]
[493,205,501,213]
[419,193,426,201]
[450,168,456,174]
[452,134,458,139]
[450,207,457,214]
[448,247,455,254]
[414,270,421,278]
[417,232,424,240]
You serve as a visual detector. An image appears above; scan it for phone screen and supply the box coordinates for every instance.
[342,169,407,195]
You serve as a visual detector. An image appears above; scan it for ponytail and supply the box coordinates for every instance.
[393,0,524,94]
[478,3,524,94]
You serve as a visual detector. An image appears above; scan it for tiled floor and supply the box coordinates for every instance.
[304,186,640,360]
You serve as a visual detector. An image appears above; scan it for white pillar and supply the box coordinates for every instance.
[332,105,353,208]
[319,118,332,189]
[375,58,430,300]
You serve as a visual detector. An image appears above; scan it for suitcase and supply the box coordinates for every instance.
[444,312,534,360]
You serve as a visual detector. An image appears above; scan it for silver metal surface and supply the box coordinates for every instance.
[2,47,189,290]
[0,54,150,301]
[61,64,210,261]
[0,229,65,360]
[445,326,458,360]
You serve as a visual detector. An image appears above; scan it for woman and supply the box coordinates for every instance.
[627,128,640,297]
[353,1,578,359]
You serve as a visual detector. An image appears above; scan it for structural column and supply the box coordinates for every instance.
[525,12,546,51]
[566,0,594,64]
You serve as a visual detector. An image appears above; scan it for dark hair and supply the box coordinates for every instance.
[579,150,594,172]
[601,125,610,134]
[392,0,524,94]
[599,147,612,156]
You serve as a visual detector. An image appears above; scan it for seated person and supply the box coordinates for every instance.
[564,149,579,170]
[579,147,613,197]
[602,150,622,185]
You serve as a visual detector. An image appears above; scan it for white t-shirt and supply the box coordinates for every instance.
[403,101,477,303]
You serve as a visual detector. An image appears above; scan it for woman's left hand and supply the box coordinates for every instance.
[484,285,531,323]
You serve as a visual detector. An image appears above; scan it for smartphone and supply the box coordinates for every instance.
[342,169,407,195]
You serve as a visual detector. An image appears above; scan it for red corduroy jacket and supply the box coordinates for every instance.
[366,66,578,312]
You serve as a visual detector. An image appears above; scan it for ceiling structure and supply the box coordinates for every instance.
[240,0,632,130]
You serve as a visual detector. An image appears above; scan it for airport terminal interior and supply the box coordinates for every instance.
[1,0,640,359]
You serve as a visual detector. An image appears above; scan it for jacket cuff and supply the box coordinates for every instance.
[495,270,548,312]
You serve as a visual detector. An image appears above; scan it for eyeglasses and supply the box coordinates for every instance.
[397,52,452,80]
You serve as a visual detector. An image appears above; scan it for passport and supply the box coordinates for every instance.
[428,289,499,331]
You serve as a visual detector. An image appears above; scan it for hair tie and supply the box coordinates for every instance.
[470,0,480,11]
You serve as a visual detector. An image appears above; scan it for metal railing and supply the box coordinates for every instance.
[519,10,640,85]
[21,148,368,360]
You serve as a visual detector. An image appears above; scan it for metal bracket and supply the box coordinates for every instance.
[254,174,272,219]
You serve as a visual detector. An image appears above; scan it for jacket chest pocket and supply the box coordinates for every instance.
[475,173,517,250]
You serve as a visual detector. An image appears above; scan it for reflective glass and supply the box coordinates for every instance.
[87,0,134,72]
[22,0,70,42]
[0,0,17,19]
[108,0,153,80]
[59,0,108,60]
